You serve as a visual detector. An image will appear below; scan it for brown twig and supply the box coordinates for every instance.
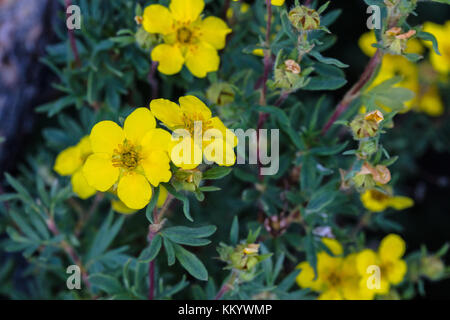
[147,193,175,300]
[74,193,104,237]
[65,0,81,67]
[47,216,91,290]
[321,50,382,135]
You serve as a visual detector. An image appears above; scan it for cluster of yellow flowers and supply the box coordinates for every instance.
[54,96,236,211]
[141,0,232,78]
[359,21,450,117]
[296,234,408,300]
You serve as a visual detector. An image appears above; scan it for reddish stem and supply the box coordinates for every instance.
[321,50,382,135]
[65,0,81,67]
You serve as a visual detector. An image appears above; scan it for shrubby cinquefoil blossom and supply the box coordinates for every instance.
[142,0,232,77]
[54,136,96,199]
[83,108,172,210]
[150,95,237,169]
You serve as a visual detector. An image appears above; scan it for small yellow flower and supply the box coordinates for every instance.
[416,85,445,117]
[142,0,232,78]
[54,136,96,200]
[296,238,373,300]
[150,95,237,169]
[82,108,172,210]
[356,234,407,297]
[233,0,284,6]
[252,48,265,57]
[227,2,250,20]
[361,189,414,212]
[423,21,450,74]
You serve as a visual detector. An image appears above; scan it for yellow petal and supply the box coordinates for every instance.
[358,31,377,57]
[169,0,204,23]
[360,190,389,212]
[318,290,343,300]
[199,17,232,50]
[388,196,414,210]
[157,186,168,208]
[295,262,318,289]
[141,129,174,155]
[179,95,212,120]
[71,169,96,200]
[77,136,92,156]
[379,234,406,263]
[386,259,407,284]
[356,249,378,275]
[271,0,285,6]
[322,238,343,256]
[170,135,203,169]
[83,154,119,192]
[54,146,82,176]
[150,98,184,129]
[89,121,124,154]
[151,44,184,75]
[111,199,138,215]
[141,150,172,186]
[142,4,174,35]
[209,117,238,147]
[185,42,220,78]
[124,108,156,145]
[117,173,152,210]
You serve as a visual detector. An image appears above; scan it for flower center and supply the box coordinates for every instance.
[182,113,213,137]
[177,27,193,44]
[370,190,389,202]
[112,141,141,171]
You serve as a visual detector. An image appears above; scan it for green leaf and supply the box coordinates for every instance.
[304,234,318,279]
[90,274,123,295]
[306,190,336,214]
[163,225,217,238]
[139,234,162,263]
[163,237,176,266]
[145,187,160,224]
[165,184,193,222]
[173,244,208,281]
[203,167,232,180]
[417,31,441,56]
[309,51,348,68]
[230,216,239,245]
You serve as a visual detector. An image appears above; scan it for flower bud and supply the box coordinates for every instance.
[350,115,380,139]
[420,256,445,281]
[288,6,321,32]
[274,60,302,89]
[135,27,158,50]
[173,169,202,192]
[206,82,235,106]
[383,27,416,55]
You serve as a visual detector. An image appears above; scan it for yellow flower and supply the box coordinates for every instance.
[111,186,168,215]
[416,85,445,117]
[252,48,265,57]
[142,0,232,78]
[356,234,407,297]
[361,189,414,212]
[232,0,284,6]
[82,108,172,210]
[150,95,237,169]
[359,31,424,57]
[227,2,250,20]
[423,21,450,74]
[296,238,372,300]
[54,136,96,200]
[358,31,422,113]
